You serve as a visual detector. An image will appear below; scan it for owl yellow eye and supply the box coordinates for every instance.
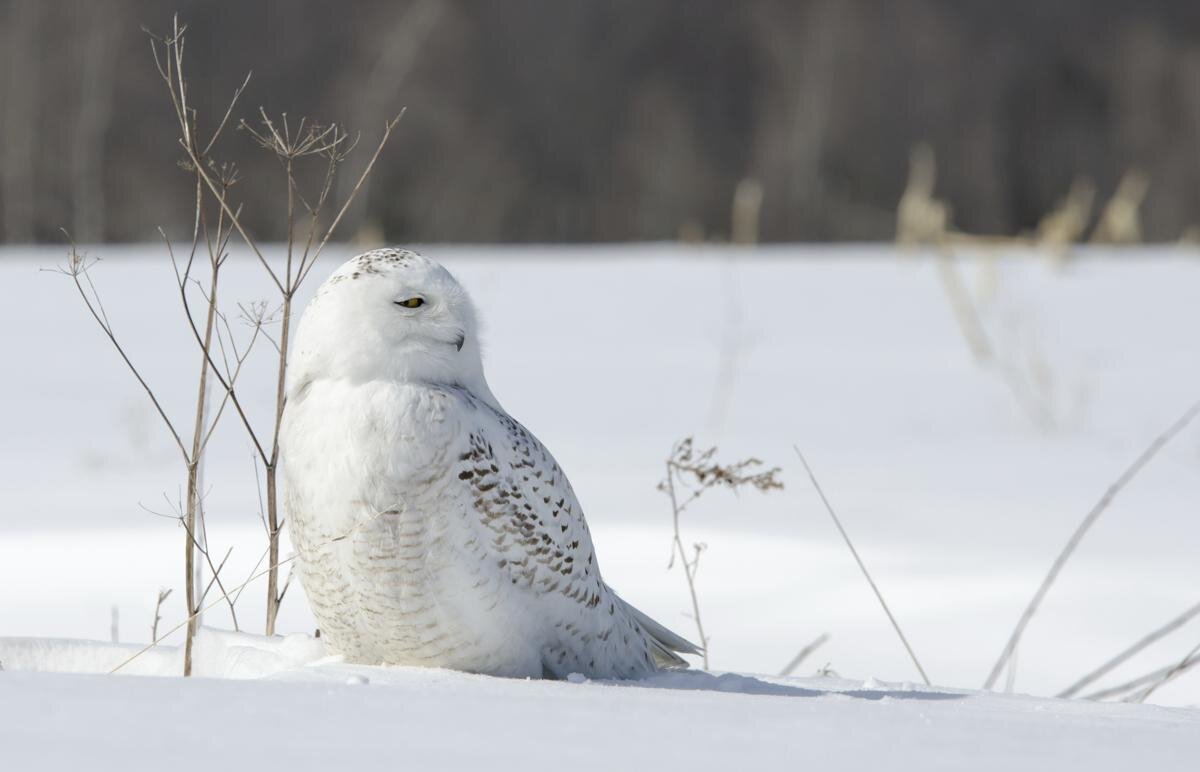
[395,297,425,308]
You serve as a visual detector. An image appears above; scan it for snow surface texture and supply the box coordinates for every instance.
[1,244,1198,765]
[1,632,1197,771]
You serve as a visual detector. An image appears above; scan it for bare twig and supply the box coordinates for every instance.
[1057,599,1200,699]
[930,243,1063,429]
[295,110,404,287]
[199,310,264,455]
[163,222,268,466]
[202,72,252,157]
[112,554,294,676]
[145,17,289,671]
[110,503,405,674]
[153,18,283,296]
[150,588,172,641]
[1081,647,1200,701]
[258,110,401,635]
[706,255,745,434]
[794,446,931,686]
[659,438,781,669]
[130,16,405,650]
[233,543,272,609]
[778,632,830,677]
[180,226,220,676]
[663,464,711,668]
[54,239,187,461]
[1127,639,1200,703]
[55,232,211,675]
[934,247,993,362]
[277,564,295,606]
[180,515,239,632]
[983,397,1200,690]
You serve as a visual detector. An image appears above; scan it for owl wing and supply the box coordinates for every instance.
[446,391,698,677]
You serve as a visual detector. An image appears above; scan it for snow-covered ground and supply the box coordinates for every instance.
[2,631,1197,771]
[1,243,1198,766]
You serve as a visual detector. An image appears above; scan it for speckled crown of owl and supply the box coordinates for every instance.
[288,249,495,404]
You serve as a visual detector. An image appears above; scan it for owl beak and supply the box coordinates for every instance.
[454,332,466,352]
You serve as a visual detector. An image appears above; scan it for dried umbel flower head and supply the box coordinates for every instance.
[660,437,784,498]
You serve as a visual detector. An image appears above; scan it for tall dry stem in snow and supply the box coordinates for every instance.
[659,438,782,668]
[793,447,931,686]
[1057,599,1200,699]
[1080,646,1200,702]
[1124,638,1200,703]
[895,146,1084,430]
[235,102,400,635]
[778,632,830,677]
[983,396,1200,691]
[730,178,763,246]
[1090,169,1149,244]
[149,19,270,672]
[152,17,402,635]
[57,26,259,668]
[706,258,746,435]
[151,588,173,641]
[57,218,244,676]
[110,499,411,675]
[58,16,400,674]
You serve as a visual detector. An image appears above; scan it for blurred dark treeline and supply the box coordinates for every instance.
[4,0,1200,244]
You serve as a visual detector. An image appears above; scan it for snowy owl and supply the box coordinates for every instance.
[280,249,698,679]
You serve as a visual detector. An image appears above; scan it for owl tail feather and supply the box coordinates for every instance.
[621,600,703,669]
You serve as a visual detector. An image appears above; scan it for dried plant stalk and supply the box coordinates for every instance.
[1057,599,1200,699]
[110,503,406,675]
[984,396,1200,690]
[1128,640,1200,703]
[794,447,931,686]
[659,438,782,669]
[151,588,173,641]
[1081,647,1200,702]
[778,632,830,677]
[152,17,401,636]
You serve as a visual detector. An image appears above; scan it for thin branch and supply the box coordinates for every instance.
[55,240,189,462]
[1128,640,1200,703]
[111,552,294,675]
[110,504,405,674]
[180,515,239,632]
[277,564,295,606]
[171,16,191,151]
[196,546,232,604]
[162,228,269,463]
[983,396,1200,689]
[180,141,284,294]
[201,71,252,157]
[935,247,993,362]
[1057,599,1200,699]
[251,452,268,535]
[198,307,265,455]
[778,632,831,677]
[665,461,710,668]
[794,446,931,686]
[150,588,172,641]
[233,545,271,608]
[658,438,780,668]
[296,111,404,288]
[1082,648,1200,701]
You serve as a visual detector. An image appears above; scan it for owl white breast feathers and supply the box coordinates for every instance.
[280,249,698,679]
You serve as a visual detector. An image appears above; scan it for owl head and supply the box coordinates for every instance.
[287,249,496,405]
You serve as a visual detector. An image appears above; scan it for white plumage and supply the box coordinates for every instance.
[280,249,698,679]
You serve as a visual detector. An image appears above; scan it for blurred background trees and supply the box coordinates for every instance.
[3,0,1200,244]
